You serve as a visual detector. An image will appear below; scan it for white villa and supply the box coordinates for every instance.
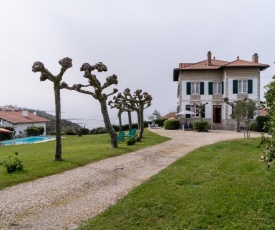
[0,110,49,135]
[173,51,269,129]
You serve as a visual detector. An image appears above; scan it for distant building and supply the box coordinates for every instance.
[0,110,49,135]
[173,52,269,129]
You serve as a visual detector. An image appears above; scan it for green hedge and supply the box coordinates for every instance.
[256,116,269,132]
[164,119,180,130]
[25,126,44,136]
[193,121,209,132]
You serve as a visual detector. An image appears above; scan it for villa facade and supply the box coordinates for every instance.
[173,52,269,129]
[0,110,49,135]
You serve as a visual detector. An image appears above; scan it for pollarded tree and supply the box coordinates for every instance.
[108,96,133,132]
[117,88,152,141]
[193,102,208,121]
[61,62,118,148]
[32,57,72,161]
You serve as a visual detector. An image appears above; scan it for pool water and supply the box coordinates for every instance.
[0,136,55,146]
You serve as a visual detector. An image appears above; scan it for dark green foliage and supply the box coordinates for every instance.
[154,118,167,127]
[0,152,23,173]
[164,119,180,130]
[80,127,90,135]
[48,131,65,135]
[250,123,257,131]
[126,136,136,146]
[0,126,14,141]
[65,129,77,135]
[193,121,209,132]
[25,126,44,136]
[256,116,269,132]
[90,127,108,135]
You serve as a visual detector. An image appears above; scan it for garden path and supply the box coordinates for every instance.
[0,129,262,230]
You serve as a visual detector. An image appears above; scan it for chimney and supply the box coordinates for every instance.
[22,111,28,117]
[207,51,211,66]
[252,53,258,63]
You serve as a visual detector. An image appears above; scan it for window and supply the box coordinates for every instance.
[213,82,222,94]
[191,82,200,95]
[238,80,247,93]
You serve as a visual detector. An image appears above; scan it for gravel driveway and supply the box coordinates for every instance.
[0,129,262,230]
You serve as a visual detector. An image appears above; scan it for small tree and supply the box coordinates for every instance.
[115,88,152,141]
[108,96,133,132]
[32,57,72,161]
[193,102,208,121]
[148,109,161,121]
[61,62,118,148]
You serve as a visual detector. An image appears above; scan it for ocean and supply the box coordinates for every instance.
[47,111,138,129]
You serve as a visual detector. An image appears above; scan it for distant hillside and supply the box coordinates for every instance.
[32,110,82,134]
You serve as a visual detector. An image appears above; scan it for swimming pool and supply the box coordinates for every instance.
[0,136,56,146]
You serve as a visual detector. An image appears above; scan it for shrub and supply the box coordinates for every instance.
[256,116,269,132]
[250,123,257,131]
[155,118,167,127]
[25,126,44,136]
[193,121,209,132]
[65,129,77,135]
[80,127,90,135]
[126,136,136,146]
[164,119,180,130]
[90,127,108,135]
[0,152,23,173]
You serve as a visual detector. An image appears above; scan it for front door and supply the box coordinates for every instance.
[213,105,222,123]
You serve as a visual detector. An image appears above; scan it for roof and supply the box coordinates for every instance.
[179,58,269,70]
[0,111,49,124]
[173,53,270,81]
[179,59,229,70]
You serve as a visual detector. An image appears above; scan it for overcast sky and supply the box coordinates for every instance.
[0,0,274,124]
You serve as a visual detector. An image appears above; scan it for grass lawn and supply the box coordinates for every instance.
[79,138,275,230]
[0,129,169,190]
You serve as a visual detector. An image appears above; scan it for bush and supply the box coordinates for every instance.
[25,126,44,136]
[90,127,108,135]
[126,136,136,146]
[0,152,23,173]
[155,118,167,127]
[193,121,209,132]
[164,119,180,130]
[256,116,269,132]
[65,129,77,135]
[250,123,257,131]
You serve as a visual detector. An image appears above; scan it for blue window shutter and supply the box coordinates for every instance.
[208,82,213,95]
[200,82,204,95]
[186,82,191,95]
[222,81,224,95]
[248,80,253,94]
[233,80,238,94]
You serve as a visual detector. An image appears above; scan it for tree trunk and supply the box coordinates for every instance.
[99,97,118,148]
[118,110,123,133]
[128,111,132,131]
[54,84,62,161]
[236,116,241,132]
[136,105,144,142]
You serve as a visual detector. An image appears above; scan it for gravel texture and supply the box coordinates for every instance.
[0,129,262,229]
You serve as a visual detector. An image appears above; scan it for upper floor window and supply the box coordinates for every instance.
[186,82,204,95]
[238,80,247,93]
[208,81,223,95]
[233,80,253,94]
[213,82,222,94]
[191,82,200,95]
